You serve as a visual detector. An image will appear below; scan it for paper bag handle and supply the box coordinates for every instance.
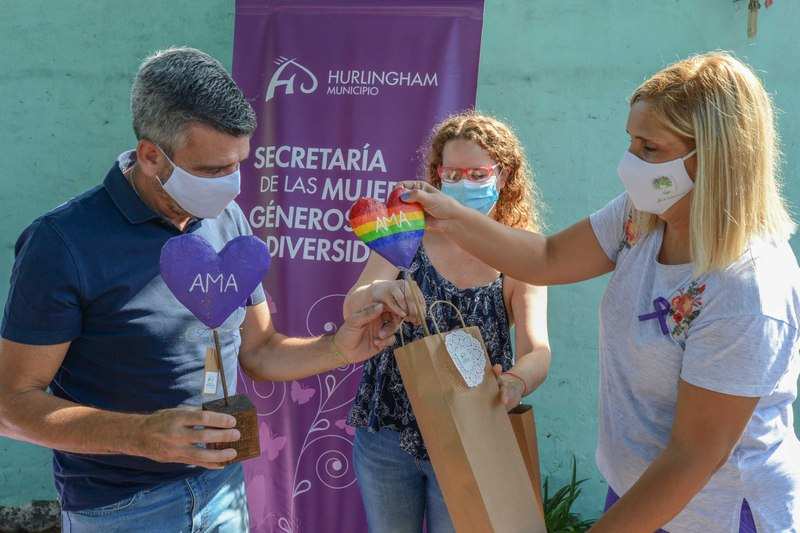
[397,279,467,346]
[427,300,467,334]
[398,279,426,346]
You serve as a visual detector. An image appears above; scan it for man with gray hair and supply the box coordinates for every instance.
[0,47,401,531]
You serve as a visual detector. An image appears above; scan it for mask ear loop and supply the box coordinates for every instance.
[146,144,177,194]
[155,144,179,172]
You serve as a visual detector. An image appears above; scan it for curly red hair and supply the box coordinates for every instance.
[425,110,542,231]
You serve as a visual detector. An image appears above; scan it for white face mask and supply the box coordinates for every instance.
[617,149,696,215]
[157,147,241,219]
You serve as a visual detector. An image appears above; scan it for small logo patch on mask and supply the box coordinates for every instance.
[652,176,675,194]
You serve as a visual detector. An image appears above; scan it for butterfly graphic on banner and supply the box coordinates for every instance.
[239,293,364,532]
[261,422,288,462]
[291,381,316,405]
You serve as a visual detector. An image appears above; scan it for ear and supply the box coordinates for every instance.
[497,165,510,190]
[135,139,169,179]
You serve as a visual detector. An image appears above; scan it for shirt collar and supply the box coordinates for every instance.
[104,150,160,225]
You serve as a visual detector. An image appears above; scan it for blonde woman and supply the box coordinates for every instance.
[401,52,799,532]
[344,112,551,532]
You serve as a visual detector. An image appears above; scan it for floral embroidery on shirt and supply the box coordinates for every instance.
[617,211,638,252]
[669,281,706,345]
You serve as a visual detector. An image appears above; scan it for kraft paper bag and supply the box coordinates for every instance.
[393,280,545,533]
[509,404,544,513]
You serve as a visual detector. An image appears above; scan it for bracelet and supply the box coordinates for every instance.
[330,335,351,367]
[503,370,528,396]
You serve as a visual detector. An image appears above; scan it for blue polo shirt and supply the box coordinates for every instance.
[1,152,265,511]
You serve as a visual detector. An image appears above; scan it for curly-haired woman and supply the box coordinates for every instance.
[344,111,552,532]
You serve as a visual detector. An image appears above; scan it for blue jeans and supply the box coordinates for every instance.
[61,464,249,532]
[354,427,455,533]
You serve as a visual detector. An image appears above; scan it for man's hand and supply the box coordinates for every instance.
[334,303,404,364]
[364,280,424,324]
[132,408,241,470]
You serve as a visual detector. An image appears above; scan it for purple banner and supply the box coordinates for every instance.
[232,1,484,531]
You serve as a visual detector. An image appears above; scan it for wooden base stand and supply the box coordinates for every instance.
[202,394,261,465]
[199,329,261,465]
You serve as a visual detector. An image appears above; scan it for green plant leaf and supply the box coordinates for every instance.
[542,456,597,533]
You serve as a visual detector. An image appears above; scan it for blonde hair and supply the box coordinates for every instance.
[630,51,795,274]
[425,110,543,231]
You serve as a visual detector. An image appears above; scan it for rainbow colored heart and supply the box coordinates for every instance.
[349,187,425,269]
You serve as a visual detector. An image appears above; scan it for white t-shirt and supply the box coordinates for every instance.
[590,193,800,533]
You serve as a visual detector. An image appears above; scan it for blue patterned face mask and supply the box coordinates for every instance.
[441,175,500,215]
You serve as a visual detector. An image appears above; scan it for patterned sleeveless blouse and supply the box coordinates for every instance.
[347,245,514,460]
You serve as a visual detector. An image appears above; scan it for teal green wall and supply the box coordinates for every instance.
[0,0,797,519]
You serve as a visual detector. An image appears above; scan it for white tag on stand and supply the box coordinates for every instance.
[203,372,220,395]
[202,347,220,396]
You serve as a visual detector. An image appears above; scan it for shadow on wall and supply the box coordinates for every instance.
[0,501,59,532]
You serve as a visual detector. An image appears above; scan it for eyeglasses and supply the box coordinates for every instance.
[437,163,500,183]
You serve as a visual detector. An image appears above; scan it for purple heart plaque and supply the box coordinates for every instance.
[160,234,271,329]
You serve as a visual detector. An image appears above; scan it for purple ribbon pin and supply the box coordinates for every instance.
[638,296,671,335]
